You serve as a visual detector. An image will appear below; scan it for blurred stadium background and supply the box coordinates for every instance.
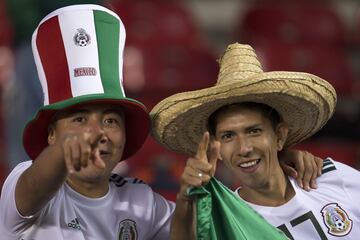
[0,0,359,201]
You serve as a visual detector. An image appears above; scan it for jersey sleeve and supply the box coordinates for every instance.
[0,161,37,235]
[332,159,360,203]
[148,191,175,240]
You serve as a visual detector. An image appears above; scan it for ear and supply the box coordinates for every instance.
[275,122,289,151]
[48,125,56,145]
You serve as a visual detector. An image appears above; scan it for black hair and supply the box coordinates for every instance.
[207,102,281,136]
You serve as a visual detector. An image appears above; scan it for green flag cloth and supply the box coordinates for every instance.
[188,178,288,240]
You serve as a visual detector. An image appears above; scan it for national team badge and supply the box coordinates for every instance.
[321,203,352,236]
[74,28,91,47]
[118,219,138,240]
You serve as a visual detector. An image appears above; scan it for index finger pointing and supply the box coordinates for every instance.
[209,139,220,176]
[83,130,103,148]
[195,132,210,162]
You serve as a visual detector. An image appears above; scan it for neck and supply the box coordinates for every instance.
[66,177,109,198]
[239,172,295,207]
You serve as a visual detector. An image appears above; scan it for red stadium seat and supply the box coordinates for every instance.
[0,0,12,189]
[254,43,356,96]
[0,0,13,46]
[109,1,218,99]
[0,161,7,192]
[346,4,360,47]
[126,135,186,173]
[126,136,186,201]
[108,0,202,46]
[123,42,218,97]
[237,3,346,46]
[295,140,360,169]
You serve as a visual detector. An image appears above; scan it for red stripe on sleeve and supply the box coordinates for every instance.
[36,16,72,104]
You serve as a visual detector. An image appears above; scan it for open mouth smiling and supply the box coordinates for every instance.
[238,159,261,168]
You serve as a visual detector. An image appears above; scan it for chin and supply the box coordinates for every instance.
[77,166,108,181]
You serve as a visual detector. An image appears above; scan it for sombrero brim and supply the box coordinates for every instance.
[23,94,150,161]
[150,71,336,156]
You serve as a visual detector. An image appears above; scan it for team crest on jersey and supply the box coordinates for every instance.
[118,219,137,240]
[74,28,91,47]
[321,203,352,236]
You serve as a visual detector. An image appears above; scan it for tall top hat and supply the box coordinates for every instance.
[23,4,150,160]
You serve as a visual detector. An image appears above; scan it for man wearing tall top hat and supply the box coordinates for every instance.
[151,43,360,239]
[0,4,330,240]
[0,5,175,239]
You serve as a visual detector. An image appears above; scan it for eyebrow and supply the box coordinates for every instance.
[245,123,262,131]
[216,123,263,134]
[53,107,124,121]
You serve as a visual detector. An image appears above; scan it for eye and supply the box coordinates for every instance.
[103,117,122,128]
[72,116,86,123]
[249,128,262,135]
[104,118,116,125]
[220,132,234,142]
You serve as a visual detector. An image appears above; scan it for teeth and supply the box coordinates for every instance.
[239,160,259,168]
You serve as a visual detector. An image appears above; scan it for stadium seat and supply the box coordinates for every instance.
[123,42,218,97]
[0,0,13,46]
[126,135,186,174]
[109,1,218,98]
[0,0,12,189]
[109,0,202,46]
[126,136,186,201]
[0,94,9,190]
[295,140,360,169]
[254,42,356,96]
[236,3,346,46]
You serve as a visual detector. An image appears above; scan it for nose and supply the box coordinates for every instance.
[86,119,108,144]
[237,136,252,157]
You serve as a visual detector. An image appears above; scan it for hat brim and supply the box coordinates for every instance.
[150,71,336,156]
[23,94,150,161]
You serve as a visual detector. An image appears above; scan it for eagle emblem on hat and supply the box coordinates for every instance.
[321,203,352,236]
[74,28,91,47]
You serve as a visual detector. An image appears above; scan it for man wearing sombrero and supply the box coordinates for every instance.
[0,4,334,240]
[0,5,175,239]
[151,43,360,239]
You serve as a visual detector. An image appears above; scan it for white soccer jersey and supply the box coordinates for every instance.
[0,161,175,240]
[235,158,360,240]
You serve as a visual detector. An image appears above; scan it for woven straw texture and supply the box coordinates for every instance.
[150,43,337,156]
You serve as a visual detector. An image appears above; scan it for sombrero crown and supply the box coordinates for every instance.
[23,4,150,160]
[150,43,337,156]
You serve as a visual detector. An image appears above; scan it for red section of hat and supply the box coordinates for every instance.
[36,16,72,104]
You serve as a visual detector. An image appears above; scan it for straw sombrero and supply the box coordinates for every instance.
[23,4,150,161]
[150,43,337,156]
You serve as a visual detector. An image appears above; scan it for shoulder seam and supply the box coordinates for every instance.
[322,158,337,174]
[109,174,145,187]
